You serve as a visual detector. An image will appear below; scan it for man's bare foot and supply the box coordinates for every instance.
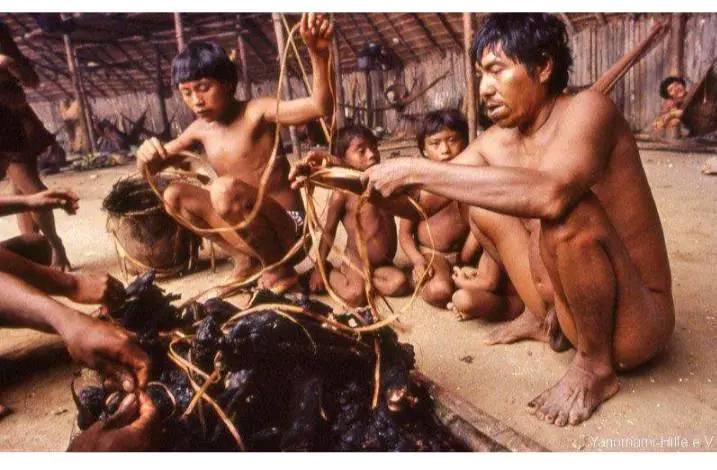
[485,309,549,345]
[257,265,299,294]
[527,356,620,426]
[69,273,125,308]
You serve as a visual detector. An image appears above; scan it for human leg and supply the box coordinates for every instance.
[529,192,674,426]
[373,265,410,298]
[417,254,454,308]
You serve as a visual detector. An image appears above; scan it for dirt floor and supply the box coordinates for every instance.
[0,149,715,451]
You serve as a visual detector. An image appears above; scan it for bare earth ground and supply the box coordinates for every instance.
[0,149,715,451]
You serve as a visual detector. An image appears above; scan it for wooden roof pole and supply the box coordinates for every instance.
[271,13,300,158]
[331,31,345,130]
[668,13,685,77]
[463,13,477,140]
[436,13,462,50]
[174,13,186,52]
[236,15,252,100]
[61,14,97,155]
[590,20,668,94]
[154,44,170,139]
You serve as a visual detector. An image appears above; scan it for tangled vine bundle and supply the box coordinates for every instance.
[72,272,466,451]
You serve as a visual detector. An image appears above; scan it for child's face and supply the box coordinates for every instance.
[344,137,380,171]
[422,129,466,162]
[178,77,232,122]
[667,81,686,100]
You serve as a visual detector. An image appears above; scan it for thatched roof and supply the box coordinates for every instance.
[1,12,660,103]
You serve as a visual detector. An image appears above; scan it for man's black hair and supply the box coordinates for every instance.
[659,76,686,99]
[471,13,573,96]
[335,125,377,159]
[171,41,238,91]
[416,109,469,153]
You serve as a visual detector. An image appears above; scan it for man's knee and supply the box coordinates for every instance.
[1,233,52,265]
[210,177,254,218]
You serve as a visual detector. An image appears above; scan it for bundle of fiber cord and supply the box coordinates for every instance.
[70,272,468,451]
[103,174,201,279]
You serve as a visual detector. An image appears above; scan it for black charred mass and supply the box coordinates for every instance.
[73,275,468,451]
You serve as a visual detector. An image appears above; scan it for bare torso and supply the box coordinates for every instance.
[185,102,301,212]
[342,193,398,266]
[415,192,470,253]
[478,94,672,299]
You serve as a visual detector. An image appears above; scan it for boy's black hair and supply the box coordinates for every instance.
[416,109,469,153]
[335,125,377,159]
[471,13,573,96]
[659,76,686,99]
[171,41,238,91]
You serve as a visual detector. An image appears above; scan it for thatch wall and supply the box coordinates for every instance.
[29,13,717,145]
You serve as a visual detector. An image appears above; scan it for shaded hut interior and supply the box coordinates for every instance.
[2,12,717,157]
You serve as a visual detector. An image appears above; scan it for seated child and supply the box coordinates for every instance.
[136,14,333,293]
[398,109,481,308]
[307,125,410,307]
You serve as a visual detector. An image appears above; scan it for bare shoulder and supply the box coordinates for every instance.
[563,90,620,124]
[472,124,520,165]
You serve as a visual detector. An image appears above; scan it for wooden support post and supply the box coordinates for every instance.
[365,70,374,129]
[174,13,186,52]
[463,13,477,140]
[236,15,252,100]
[668,13,685,77]
[61,15,96,155]
[154,45,170,139]
[271,13,300,158]
[331,34,345,129]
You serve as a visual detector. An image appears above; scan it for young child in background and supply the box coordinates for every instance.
[307,125,410,307]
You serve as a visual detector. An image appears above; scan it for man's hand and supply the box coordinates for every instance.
[361,158,419,198]
[69,273,126,309]
[26,188,79,215]
[308,267,326,293]
[68,392,158,452]
[412,262,434,285]
[289,150,334,189]
[60,313,150,393]
[300,13,333,54]
[136,137,168,175]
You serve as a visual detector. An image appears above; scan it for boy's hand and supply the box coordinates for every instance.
[308,268,326,293]
[26,188,79,215]
[300,13,333,54]
[412,262,434,284]
[289,150,333,189]
[136,137,168,175]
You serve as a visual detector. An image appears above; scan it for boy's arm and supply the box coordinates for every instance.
[459,231,482,265]
[398,217,426,268]
[315,190,346,263]
[253,14,333,126]
[136,125,199,175]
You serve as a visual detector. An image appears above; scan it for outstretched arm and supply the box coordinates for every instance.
[363,91,618,220]
[254,13,333,126]
[136,125,198,175]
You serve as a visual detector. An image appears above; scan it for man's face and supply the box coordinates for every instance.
[667,81,687,100]
[422,129,465,162]
[476,44,546,128]
[178,78,232,121]
[344,137,380,171]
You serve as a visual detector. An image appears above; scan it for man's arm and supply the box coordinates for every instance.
[253,14,333,126]
[0,188,78,217]
[365,91,618,220]
[136,126,198,175]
